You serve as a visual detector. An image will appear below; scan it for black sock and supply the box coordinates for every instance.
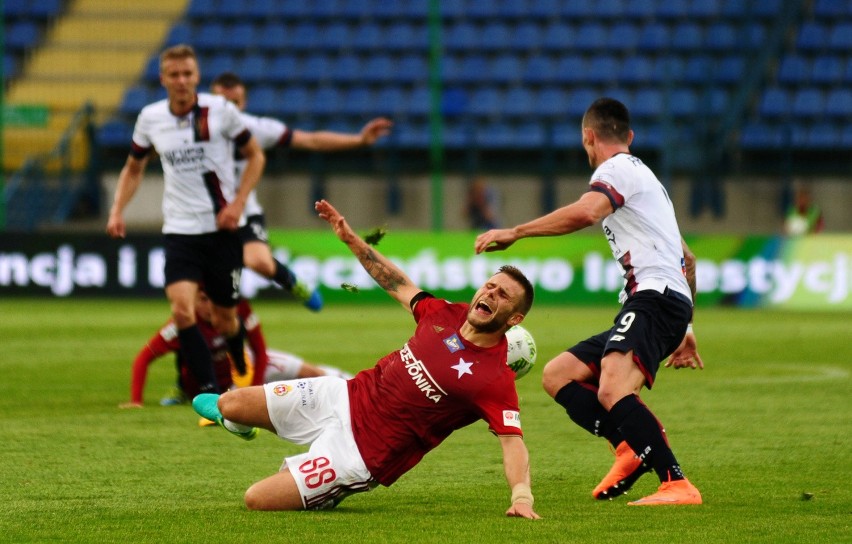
[554,382,624,447]
[225,320,247,376]
[609,394,684,482]
[178,325,218,393]
[272,259,297,291]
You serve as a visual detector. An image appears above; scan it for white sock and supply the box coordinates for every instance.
[223,419,253,433]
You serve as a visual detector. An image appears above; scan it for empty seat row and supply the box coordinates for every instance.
[777,55,852,86]
[759,87,852,119]
[3,0,63,19]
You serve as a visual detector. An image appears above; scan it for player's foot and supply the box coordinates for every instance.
[292,281,323,312]
[192,393,258,441]
[627,478,702,506]
[592,441,652,500]
[159,387,188,406]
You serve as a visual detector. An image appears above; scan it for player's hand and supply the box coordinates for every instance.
[474,228,517,254]
[361,117,393,145]
[666,329,704,369]
[315,200,358,244]
[118,401,143,409]
[505,502,541,520]
[106,213,126,239]
[216,203,242,231]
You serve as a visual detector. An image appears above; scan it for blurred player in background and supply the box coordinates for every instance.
[107,45,264,396]
[475,97,704,506]
[191,199,540,519]
[118,290,350,411]
[210,72,394,311]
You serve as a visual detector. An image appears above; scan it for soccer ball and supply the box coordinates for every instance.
[505,325,537,380]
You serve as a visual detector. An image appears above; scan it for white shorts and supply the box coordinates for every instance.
[264,377,376,509]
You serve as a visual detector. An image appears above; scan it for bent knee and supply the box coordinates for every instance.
[541,352,593,398]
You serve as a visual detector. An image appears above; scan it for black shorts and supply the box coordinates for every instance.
[238,214,269,245]
[163,231,242,308]
[567,288,692,388]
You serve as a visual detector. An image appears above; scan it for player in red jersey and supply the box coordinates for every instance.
[119,290,349,409]
[193,199,540,519]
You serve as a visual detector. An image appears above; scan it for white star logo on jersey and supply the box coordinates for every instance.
[451,357,474,379]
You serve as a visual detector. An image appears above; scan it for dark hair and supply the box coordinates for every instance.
[211,72,244,89]
[497,265,534,316]
[582,97,631,143]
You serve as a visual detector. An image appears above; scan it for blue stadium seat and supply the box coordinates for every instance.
[186,0,217,20]
[585,56,619,85]
[231,23,257,50]
[656,0,689,20]
[825,88,852,118]
[739,122,783,149]
[758,87,792,119]
[164,23,191,47]
[242,0,277,20]
[522,55,557,86]
[350,22,382,51]
[804,122,841,148]
[844,58,852,84]
[632,89,663,119]
[444,22,478,52]
[193,22,226,52]
[623,0,657,19]
[515,121,547,149]
[475,121,516,149]
[4,53,17,81]
[489,55,523,85]
[572,22,607,52]
[796,22,827,53]
[480,22,513,53]
[566,88,598,118]
[6,21,40,51]
[651,57,685,82]
[535,88,568,118]
[98,120,134,148]
[778,55,811,86]
[266,55,299,84]
[828,22,852,52]
[791,88,825,118]
[466,1,498,20]
[3,0,29,18]
[513,22,543,52]
[682,55,714,86]
[670,88,698,117]
[541,22,576,52]
[687,0,720,18]
[618,56,654,86]
[442,88,468,117]
[310,0,341,19]
[373,87,408,117]
[671,22,704,52]
[300,54,332,84]
[286,22,321,52]
[240,54,269,84]
[504,87,536,118]
[319,22,352,52]
[841,125,852,148]
[119,86,152,116]
[498,0,531,19]
[553,55,588,85]
[340,86,374,117]
[811,55,843,85]
[455,55,491,85]
[29,0,62,19]
[310,87,343,116]
[330,54,362,84]
[386,22,427,51]
[439,0,468,20]
[204,53,237,81]
[396,55,428,85]
[407,87,431,117]
[715,56,745,85]
[552,121,582,148]
[705,23,737,52]
[361,55,396,84]
[813,0,851,19]
[637,22,670,53]
[606,22,640,53]
[256,21,288,51]
[750,0,783,19]
[248,85,278,116]
[276,86,310,117]
[468,88,503,118]
[142,56,160,83]
[596,0,626,19]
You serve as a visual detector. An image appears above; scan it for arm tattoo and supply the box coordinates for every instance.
[357,247,408,293]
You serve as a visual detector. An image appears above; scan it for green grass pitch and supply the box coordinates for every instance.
[0,299,848,543]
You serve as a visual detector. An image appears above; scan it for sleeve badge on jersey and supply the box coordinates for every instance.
[272,384,292,396]
[503,410,521,429]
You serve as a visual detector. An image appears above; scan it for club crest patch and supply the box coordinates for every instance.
[272,384,292,396]
[443,333,465,353]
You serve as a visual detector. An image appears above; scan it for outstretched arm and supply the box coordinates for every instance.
[474,191,612,254]
[315,199,420,313]
[499,435,541,520]
[291,118,393,152]
[107,154,148,239]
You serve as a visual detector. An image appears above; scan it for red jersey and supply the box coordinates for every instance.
[347,296,522,486]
